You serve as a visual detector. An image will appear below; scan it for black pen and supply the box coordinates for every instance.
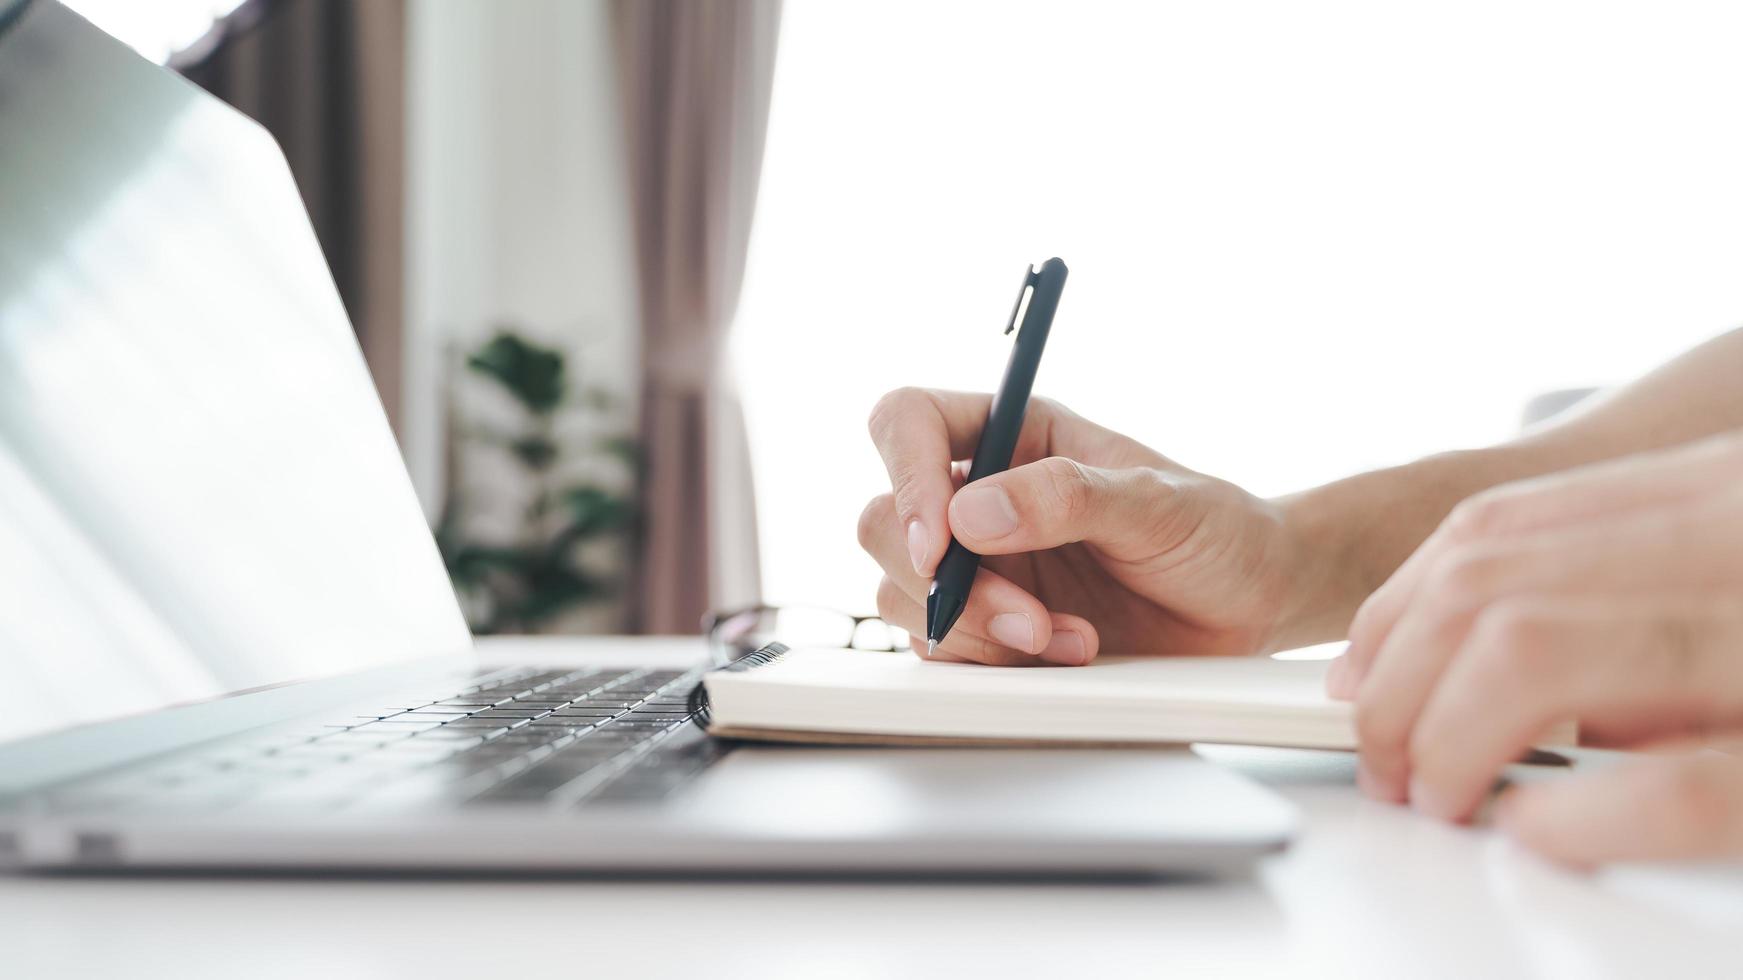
[927,257,1069,655]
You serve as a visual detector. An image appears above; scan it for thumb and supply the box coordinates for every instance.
[946,456,1184,561]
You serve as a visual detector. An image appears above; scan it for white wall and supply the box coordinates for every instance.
[736,0,1743,614]
[403,0,639,517]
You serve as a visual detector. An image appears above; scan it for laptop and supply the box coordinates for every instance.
[0,0,1295,876]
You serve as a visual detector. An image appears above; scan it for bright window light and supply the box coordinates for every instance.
[735,0,1743,614]
[58,0,246,64]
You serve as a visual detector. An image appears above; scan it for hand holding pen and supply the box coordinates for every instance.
[857,259,1309,666]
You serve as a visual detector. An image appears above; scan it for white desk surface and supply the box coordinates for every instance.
[4,637,1741,979]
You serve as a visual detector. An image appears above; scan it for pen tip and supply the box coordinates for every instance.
[926,639,938,659]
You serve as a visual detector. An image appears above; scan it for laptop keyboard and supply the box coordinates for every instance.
[52,666,728,815]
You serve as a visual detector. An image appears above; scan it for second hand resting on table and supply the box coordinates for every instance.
[858,328,1743,865]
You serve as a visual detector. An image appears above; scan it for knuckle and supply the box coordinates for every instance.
[1029,395,1070,422]
[1127,466,1176,511]
[1424,546,1500,610]
[1470,600,1564,682]
[1443,491,1511,542]
[867,386,929,441]
[856,494,895,552]
[1036,456,1095,522]
[890,482,931,526]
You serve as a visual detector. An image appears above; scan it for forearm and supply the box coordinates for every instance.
[1272,448,1517,648]
[1271,327,1743,648]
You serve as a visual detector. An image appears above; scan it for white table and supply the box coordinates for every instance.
[3,637,1740,979]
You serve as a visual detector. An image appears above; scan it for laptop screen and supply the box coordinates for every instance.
[0,2,472,746]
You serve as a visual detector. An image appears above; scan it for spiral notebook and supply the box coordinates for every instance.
[696,644,1579,751]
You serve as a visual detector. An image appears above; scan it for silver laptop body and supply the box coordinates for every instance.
[0,0,1295,877]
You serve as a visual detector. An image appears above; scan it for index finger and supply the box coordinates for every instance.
[866,388,990,576]
[1408,595,1743,823]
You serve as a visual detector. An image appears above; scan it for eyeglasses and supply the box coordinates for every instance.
[702,604,905,665]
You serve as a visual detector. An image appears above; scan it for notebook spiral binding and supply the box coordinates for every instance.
[687,641,790,730]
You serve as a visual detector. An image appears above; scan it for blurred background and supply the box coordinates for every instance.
[64,0,1743,640]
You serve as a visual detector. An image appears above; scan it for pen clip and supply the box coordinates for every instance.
[1005,264,1041,335]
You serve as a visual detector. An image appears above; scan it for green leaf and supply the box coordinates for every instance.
[445,544,539,582]
[438,329,639,632]
[466,331,566,414]
[510,435,558,469]
[561,486,635,537]
[512,566,604,627]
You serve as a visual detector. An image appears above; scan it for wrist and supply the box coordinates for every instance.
[1264,482,1368,652]
[1265,447,1512,650]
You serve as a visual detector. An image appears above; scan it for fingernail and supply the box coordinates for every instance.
[953,485,1019,540]
[906,520,930,574]
[987,612,1037,654]
[1040,628,1089,666]
[1409,776,1460,822]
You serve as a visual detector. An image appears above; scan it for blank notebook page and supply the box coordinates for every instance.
[701,648,1578,751]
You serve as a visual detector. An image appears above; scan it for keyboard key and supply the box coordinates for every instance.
[443,715,526,728]
[53,668,720,818]
[525,718,600,731]
[548,710,623,721]
[437,724,512,739]
[362,720,446,732]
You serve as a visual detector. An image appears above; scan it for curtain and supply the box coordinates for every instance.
[612,0,782,634]
[174,0,407,433]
